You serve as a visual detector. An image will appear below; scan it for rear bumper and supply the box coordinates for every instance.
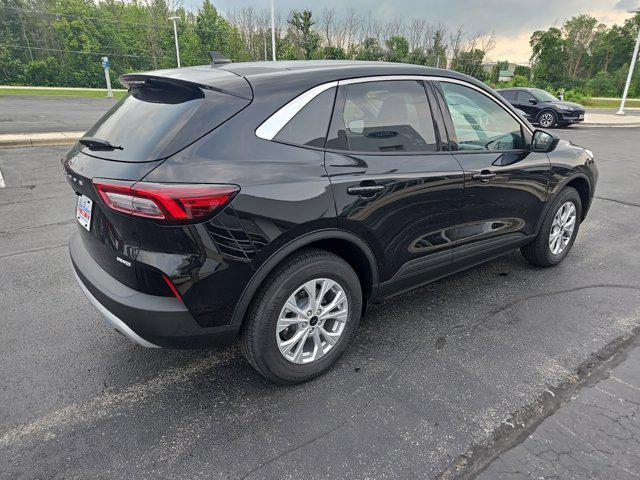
[69,232,239,349]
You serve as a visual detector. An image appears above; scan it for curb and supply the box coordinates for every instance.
[580,122,640,128]
[0,131,84,148]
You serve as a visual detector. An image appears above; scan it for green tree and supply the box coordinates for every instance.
[353,37,384,61]
[196,0,232,59]
[451,48,487,81]
[287,10,321,59]
[2,1,638,97]
[318,46,346,60]
[501,74,534,88]
[405,47,429,66]
[385,36,409,62]
[513,65,531,80]
[562,15,598,80]
[530,27,566,87]
[426,29,447,68]
[585,70,616,96]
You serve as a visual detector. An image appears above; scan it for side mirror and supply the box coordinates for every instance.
[531,129,560,153]
[528,99,538,105]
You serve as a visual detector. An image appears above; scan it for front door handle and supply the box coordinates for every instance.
[472,171,497,182]
[347,184,385,197]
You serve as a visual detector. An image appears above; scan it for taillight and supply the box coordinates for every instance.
[93,179,239,223]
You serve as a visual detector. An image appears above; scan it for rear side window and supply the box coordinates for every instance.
[331,80,437,153]
[81,81,250,162]
[273,87,336,148]
[499,90,516,101]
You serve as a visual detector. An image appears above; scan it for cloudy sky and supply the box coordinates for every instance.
[184,0,639,62]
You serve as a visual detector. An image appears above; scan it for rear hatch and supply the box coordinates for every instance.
[64,67,251,290]
[81,68,252,162]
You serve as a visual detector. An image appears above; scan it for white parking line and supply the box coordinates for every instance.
[0,167,5,188]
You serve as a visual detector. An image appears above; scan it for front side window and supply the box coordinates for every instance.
[274,87,336,148]
[531,89,559,102]
[336,80,437,153]
[440,82,525,152]
[517,90,536,104]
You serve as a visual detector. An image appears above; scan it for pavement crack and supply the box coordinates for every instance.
[595,195,640,208]
[0,218,74,237]
[0,243,67,260]
[611,376,640,392]
[439,284,640,346]
[0,193,67,206]
[238,343,424,480]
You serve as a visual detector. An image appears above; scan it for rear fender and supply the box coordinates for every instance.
[230,229,379,326]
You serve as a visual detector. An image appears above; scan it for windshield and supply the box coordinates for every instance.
[531,89,559,102]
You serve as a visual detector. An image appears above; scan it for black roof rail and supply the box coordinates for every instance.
[209,51,232,66]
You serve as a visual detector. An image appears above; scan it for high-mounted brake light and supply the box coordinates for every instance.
[93,179,239,223]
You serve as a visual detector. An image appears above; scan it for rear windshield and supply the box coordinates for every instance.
[81,81,250,162]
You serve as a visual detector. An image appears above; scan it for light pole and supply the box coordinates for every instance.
[617,7,640,115]
[270,0,276,61]
[169,16,181,68]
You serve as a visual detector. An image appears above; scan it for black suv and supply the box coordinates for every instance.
[65,61,597,383]
[496,87,586,128]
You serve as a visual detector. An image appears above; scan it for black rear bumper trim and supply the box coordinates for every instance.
[69,232,239,349]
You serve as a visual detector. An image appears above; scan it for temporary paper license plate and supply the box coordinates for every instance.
[76,194,93,231]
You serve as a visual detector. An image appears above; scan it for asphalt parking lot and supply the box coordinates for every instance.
[1,126,639,479]
[0,95,117,134]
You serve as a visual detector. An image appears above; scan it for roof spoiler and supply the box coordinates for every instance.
[119,74,250,100]
[209,51,232,66]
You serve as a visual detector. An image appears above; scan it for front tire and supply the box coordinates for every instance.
[538,110,557,128]
[240,248,362,384]
[521,186,582,267]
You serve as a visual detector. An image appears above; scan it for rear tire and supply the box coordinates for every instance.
[521,187,582,267]
[240,248,362,384]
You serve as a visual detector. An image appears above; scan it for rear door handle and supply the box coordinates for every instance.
[472,171,497,182]
[347,184,385,197]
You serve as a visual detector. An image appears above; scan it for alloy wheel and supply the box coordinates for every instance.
[539,112,555,128]
[276,278,349,364]
[549,201,576,255]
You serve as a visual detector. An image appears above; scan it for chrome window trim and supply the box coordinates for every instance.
[254,75,532,142]
[255,81,338,140]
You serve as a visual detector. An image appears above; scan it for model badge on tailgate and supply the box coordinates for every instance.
[116,257,132,267]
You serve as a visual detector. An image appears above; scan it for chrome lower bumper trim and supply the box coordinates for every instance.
[73,271,160,348]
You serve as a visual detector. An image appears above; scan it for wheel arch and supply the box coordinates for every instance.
[535,172,592,234]
[565,176,591,220]
[230,230,379,326]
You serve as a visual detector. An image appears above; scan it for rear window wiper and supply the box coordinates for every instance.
[79,136,123,151]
